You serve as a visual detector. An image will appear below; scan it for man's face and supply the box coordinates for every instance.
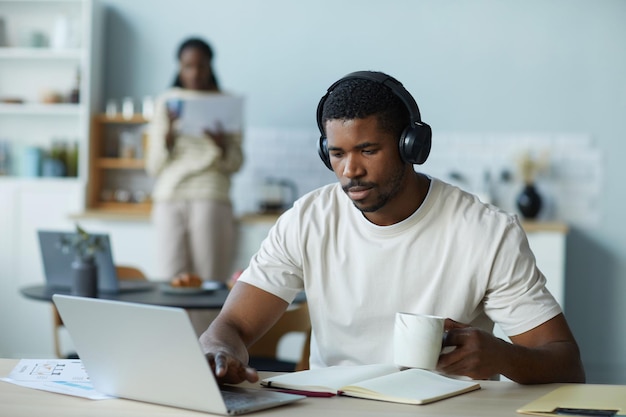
[325,115,406,215]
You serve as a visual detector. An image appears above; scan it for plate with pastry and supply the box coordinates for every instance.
[160,273,226,295]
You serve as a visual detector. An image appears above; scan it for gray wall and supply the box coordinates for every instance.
[97,0,626,383]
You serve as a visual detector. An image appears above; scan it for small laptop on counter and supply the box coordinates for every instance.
[38,230,153,293]
[52,295,305,415]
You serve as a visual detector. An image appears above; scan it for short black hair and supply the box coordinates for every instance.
[320,76,408,138]
[172,37,219,89]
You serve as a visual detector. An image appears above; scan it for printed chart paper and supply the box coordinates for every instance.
[1,359,112,400]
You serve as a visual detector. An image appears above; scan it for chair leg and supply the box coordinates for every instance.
[295,329,311,371]
[51,306,64,358]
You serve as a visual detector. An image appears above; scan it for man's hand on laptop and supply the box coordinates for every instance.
[206,350,259,384]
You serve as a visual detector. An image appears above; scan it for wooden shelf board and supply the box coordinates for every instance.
[93,201,151,211]
[0,102,83,116]
[93,114,148,124]
[0,47,83,59]
[96,158,145,169]
[71,208,152,222]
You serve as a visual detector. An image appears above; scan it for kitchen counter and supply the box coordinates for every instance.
[71,209,152,222]
[520,221,568,233]
[72,209,568,235]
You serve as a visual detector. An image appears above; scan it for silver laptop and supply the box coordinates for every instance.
[52,295,305,415]
[38,230,153,293]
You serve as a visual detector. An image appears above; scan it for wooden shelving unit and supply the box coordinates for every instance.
[87,114,153,215]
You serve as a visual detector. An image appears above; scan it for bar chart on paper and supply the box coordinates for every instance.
[0,359,112,399]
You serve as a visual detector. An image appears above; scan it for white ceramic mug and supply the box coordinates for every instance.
[393,312,445,370]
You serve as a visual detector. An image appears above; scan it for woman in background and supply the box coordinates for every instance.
[146,37,243,288]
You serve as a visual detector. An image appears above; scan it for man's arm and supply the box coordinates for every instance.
[199,282,289,384]
[438,313,585,384]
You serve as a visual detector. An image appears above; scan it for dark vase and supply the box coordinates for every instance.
[516,183,542,219]
[71,258,98,297]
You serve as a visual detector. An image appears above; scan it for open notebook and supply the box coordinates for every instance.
[261,364,480,405]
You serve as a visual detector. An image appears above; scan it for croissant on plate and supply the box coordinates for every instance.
[170,273,203,288]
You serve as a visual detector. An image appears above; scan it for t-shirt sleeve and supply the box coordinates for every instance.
[483,218,563,336]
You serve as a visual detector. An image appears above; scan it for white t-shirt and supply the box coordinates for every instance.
[238,177,562,369]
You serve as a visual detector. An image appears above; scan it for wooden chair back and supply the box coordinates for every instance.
[114,265,147,280]
[247,302,311,371]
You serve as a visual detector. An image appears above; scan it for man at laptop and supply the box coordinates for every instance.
[199,71,585,385]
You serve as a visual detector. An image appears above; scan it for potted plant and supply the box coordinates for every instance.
[57,224,104,297]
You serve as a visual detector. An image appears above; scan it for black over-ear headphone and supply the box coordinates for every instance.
[316,71,432,170]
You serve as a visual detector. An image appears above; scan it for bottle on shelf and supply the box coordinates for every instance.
[0,140,11,176]
[22,146,42,177]
[122,97,134,120]
[42,140,68,177]
[65,141,78,177]
[119,130,137,159]
[142,96,154,119]
[105,99,118,118]
[0,17,7,48]
[51,14,71,49]
[475,169,493,205]
[69,67,80,104]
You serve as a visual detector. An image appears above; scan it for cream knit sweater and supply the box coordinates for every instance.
[145,88,243,203]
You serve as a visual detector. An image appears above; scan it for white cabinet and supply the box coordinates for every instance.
[526,229,566,308]
[0,179,84,358]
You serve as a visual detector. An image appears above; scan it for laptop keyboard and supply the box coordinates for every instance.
[221,388,280,409]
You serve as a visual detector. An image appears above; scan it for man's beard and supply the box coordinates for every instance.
[343,165,406,213]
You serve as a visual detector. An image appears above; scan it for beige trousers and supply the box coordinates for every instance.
[153,199,236,335]
[153,199,236,282]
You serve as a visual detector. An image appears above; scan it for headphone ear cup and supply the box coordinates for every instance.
[399,123,432,165]
[318,136,332,170]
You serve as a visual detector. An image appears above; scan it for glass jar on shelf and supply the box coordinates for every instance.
[122,97,134,119]
[0,140,11,176]
[119,130,138,159]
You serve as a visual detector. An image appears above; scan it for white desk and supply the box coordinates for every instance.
[0,358,564,417]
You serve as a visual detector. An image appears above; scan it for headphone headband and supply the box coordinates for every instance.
[317,71,422,130]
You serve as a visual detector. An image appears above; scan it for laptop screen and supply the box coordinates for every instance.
[38,230,118,292]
